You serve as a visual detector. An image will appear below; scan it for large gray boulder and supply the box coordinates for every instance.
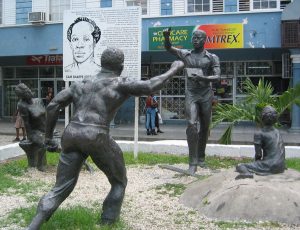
[180,168,300,224]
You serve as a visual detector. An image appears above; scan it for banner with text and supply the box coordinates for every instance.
[149,24,243,51]
[63,7,141,81]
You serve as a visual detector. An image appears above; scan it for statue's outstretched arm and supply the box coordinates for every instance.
[120,60,184,96]
[45,86,74,140]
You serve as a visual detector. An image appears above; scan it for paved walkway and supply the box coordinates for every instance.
[1,119,300,146]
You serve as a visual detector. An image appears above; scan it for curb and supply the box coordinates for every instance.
[1,140,299,163]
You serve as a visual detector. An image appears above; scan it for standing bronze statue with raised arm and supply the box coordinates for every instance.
[163,28,221,174]
[27,47,184,229]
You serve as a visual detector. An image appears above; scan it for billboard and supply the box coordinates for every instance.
[149,24,243,51]
[63,7,141,81]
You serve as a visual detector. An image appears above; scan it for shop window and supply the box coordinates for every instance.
[187,0,210,13]
[161,0,173,15]
[126,0,148,15]
[246,62,272,75]
[253,0,277,9]
[39,67,55,78]
[56,66,63,78]
[3,80,20,116]
[101,0,112,8]
[16,67,38,79]
[49,0,70,21]
[2,67,15,79]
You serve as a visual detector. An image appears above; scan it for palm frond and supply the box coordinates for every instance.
[243,78,275,105]
[274,83,300,116]
[219,123,233,145]
[212,103,255,127]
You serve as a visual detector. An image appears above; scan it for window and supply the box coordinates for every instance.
[16,0,32,24]
[161,0,172,15]
[253,0,277,9]
[49,0,70,21]
[187,0,210,13]
[281,21,300,48]
[0,0,2,24]
[101,0,112,8]
[225,0,237,12]
[126,0,148,15]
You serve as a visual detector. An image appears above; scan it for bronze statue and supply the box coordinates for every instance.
[15,83,47,172]
[27,47,184,229]
[163,28,221,174]
[236,106,286,179]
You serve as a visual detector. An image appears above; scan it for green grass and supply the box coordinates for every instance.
[123,152,253,169]
[155,183,186,197]
[286,158,300,172]
[2,206,129,230]
[1,151,300,230]
[215,220,282,229]
[215,220,257,229]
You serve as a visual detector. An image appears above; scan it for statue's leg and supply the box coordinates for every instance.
[185,101,199,174]
[197,100,212,167]
[19,142,36,167]
[27,151,85,230]
[235,164,254,179]
[90,134,127,225]
[36,146,47,172]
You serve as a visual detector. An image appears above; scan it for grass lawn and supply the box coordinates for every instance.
[0,152,300,229]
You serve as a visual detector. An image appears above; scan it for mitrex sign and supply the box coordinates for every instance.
[149,24,243,50]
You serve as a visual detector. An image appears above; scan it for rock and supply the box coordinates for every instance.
[180,168,300,224]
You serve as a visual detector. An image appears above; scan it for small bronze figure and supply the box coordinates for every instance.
[236,106,286,179]
[163,28,221,174]
[27,47,184,229]
[15,83,47,172]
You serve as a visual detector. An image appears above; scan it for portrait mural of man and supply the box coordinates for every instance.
[64,17,102,76]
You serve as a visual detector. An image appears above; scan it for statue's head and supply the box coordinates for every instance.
[192,30,206,49]
[67,17,101,64]
[101,47,124,75]
[261,106,277,126]
[15,83,34,101]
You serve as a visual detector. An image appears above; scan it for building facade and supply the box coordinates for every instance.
[0,0,299,126]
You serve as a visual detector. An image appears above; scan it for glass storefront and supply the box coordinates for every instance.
[139,60,289,121]
[2,66,64,117]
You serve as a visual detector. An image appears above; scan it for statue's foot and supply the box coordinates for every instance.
[197,161,208,168]
[188,165,197,175]
[37,166,46,172]
[101,218,116,225]
[235,173,254,180]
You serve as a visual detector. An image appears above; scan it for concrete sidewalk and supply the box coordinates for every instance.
[1,119,300,162]
[1,119,300,145]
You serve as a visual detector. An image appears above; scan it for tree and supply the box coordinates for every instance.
[212,78,300,144]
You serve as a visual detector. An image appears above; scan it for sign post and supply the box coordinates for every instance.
[63,7,142,157]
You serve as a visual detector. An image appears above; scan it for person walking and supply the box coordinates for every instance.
[153,95,164,133]
[145,94,158,135]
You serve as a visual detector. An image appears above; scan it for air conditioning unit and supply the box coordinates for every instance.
[28,12,46,23]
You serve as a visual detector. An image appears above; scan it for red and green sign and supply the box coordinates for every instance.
[149,24,243,50]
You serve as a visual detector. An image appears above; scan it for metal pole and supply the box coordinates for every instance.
[65,81,69,128]
[134,97,139,159]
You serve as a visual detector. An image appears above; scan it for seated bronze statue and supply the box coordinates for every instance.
[236,106,285,179]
